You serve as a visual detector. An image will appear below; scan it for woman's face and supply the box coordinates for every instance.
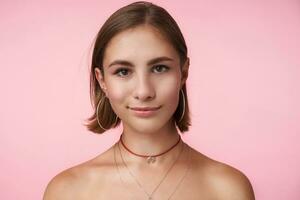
[95,25,189,133]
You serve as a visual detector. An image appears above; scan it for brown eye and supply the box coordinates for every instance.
[114,68,130,77]
[153,65,169,73]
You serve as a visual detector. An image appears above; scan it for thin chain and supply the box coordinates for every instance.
[118,140,184,200]
[114,142,140,200]
[114,143,131,192]
[114,142,147,199]
[167,145,192,200]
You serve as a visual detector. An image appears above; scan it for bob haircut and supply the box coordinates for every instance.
[85,1,191,134]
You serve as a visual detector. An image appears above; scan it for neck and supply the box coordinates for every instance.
[119,120,182,166]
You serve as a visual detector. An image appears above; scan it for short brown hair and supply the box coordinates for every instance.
[84,1,191,134]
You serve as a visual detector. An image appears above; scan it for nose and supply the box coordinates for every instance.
[133,74,155,101]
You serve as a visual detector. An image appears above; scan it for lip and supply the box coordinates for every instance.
[129,106,161,117]
[130,106,161,111]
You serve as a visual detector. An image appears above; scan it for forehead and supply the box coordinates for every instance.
[103,25,180,66]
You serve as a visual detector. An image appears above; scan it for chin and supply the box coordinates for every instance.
[125,117,172,134]
[134,122,161,133]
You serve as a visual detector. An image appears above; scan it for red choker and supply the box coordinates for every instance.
[119,134,181,164]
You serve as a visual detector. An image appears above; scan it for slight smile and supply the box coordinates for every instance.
[128,106,162,117]
[129,106,161,111]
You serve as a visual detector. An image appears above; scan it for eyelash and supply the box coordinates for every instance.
[113,65,170,77]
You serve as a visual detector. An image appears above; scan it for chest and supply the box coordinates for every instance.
[75,172,218,200]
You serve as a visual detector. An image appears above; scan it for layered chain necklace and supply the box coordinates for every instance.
[113,134,192,200]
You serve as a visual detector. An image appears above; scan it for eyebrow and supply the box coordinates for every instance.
[108,56,174,68]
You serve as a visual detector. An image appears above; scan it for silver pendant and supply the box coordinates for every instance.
[147,156,156,164]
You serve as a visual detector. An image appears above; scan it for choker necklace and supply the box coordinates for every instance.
[119,134,181,164]
[113,141,191,200]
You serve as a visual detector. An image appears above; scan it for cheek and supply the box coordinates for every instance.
[104,78,127,105]
[158,74,181,106]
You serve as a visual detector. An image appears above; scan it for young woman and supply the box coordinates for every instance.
[43,1,255,199]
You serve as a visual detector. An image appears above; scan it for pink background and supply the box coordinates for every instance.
[1,0,299,199]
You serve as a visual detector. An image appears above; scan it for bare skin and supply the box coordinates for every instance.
[43,25,255,199]
[43,142,255,200]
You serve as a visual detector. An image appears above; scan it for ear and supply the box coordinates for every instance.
[181,57,190,88]
[94,67,108,96]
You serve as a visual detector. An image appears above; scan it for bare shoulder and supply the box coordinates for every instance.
[207,160,255,200]
[43,146,115,200]
[43,166,81,200]
[189,146,255,200]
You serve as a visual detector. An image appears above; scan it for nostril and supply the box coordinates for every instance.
[133,87,155,100]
